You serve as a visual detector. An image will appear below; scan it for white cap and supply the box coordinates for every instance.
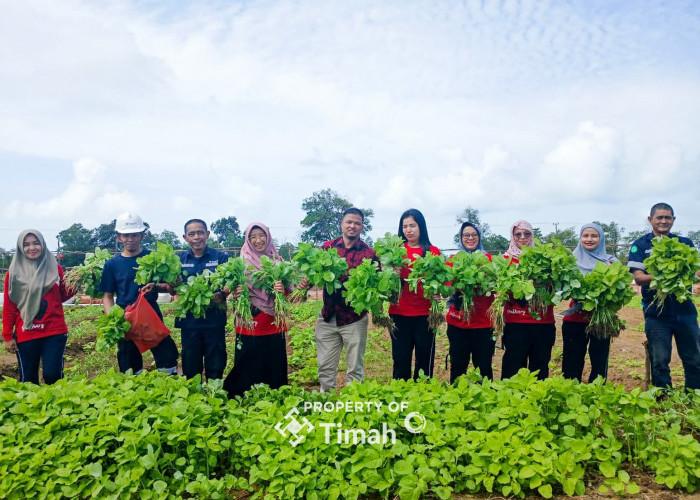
[115,212,146,234]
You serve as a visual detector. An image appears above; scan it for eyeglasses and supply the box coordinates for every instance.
[461,233,479,239]
[514,232,532,238]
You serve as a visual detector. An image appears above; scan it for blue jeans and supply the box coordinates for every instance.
[16,333,68,384]
[645,314,700,390]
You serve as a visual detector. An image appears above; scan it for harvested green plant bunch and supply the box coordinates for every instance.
[374,232,410,269]
[96,306,131,351]
[64,247,112,298]
[516,240,582,316]
[211,257,254,330]
[448,251,498,322]
[250,256,298,328]
[343,259,398,329]
[292,243,348,298]
[407,252,452,330]
[644,236,700,311]
[135,242,182,285]
[174,270,223,319]
[487,256,536,337]
[575,261,635,338]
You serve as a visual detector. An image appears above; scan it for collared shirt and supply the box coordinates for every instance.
[628,232,696,318]
[320,237,378,326]
[175,246,229,329]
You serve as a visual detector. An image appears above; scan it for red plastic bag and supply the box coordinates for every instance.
[124,290,171,353]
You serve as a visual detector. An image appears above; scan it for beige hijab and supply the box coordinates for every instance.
[8,229,59,327]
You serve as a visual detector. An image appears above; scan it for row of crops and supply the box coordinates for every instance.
[1,369,698,499]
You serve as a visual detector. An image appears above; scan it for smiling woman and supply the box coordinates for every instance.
[2,229,74,385]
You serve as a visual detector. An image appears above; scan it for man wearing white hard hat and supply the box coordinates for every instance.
[98,212,179,374]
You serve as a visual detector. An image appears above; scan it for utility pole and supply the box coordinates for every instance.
[553,222,559,235]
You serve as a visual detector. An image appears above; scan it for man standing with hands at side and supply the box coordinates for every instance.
[303,208,378,392]
[628,202,700,391]
[174,219,229,381]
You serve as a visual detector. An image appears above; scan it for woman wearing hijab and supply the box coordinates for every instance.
[223,222,289,398]
[562,223,618,382]
[501,220,557,380]
[445,222,496,381]
[388,209,441,381]
[2,230,74,384]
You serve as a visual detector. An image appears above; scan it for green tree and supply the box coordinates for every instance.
[211,216,244,248]
[542,226,578,249]
[619,229,648,265]
[278,242,297,261]
[687,229,700,247]
[300,189,373,245]
[482,234,509,254]
[91,220,117,251]
[155,230,183,249]
[593,221,625,258]
[58,223,93,266]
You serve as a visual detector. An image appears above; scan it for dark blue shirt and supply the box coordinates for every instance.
[175,246,229,329]
[628,232,696,319]
[98,250,162,318]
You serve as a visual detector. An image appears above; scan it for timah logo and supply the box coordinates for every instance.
[274,408,314,447]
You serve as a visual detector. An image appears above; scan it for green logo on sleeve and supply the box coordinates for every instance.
[630,245,637,253]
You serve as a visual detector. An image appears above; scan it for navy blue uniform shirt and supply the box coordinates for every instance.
[628,232,696,319]
[99,250,162,318]
[175,246,229,329]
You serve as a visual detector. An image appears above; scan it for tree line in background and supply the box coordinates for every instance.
[0,190,698,270]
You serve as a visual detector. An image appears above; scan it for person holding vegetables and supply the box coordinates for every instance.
[389,208,441,381]
[562,223,617,382]
[628,203,700,390]
[500,220,556,381]
[98,212,179,375]
[308,208,377,392]
[223,222,290,398]
[174,219,229,380]
[2,229,74,384]
[445,222,496,381]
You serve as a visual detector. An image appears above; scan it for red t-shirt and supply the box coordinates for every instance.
[2,266,73,343]
[236,310,285,336]
[388,244,441,317]
[501,255,555,325]
[562,300,591,324]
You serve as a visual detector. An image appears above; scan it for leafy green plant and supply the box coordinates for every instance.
[95,306,131,351]
[644,236,699,311]
[342,259,398,329]
[64,247,112,298]
[574,261,636,338]
[487,256,536,336]
[516,240,582,315]
[406,252,452,330]
[210,257,254,330]
[292,243,348,298]
[251,256,298,328]
[174,270,223,319]
[448,251,498,321]
[135,242,182,285]
[374,233,409,269]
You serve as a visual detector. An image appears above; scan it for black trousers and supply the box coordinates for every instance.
[389,314,436,381]
[446,326,495,382]
[181,326,227,380]
[561,321,610,382]
[223,332,288,398]
[16,333,67,384]
[501,323,556,380]
[117,335,179,374]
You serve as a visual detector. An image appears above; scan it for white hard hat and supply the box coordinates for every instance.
[115,212,146,234]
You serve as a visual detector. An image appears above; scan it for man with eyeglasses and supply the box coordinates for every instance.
[628,203,700,391]
[174,219,229,380]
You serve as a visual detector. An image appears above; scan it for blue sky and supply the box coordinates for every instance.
[1,0,698,250]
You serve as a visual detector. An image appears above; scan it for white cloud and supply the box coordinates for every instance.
[171,195,193,212]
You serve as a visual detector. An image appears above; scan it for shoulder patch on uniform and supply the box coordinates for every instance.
[630,245,637,253]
